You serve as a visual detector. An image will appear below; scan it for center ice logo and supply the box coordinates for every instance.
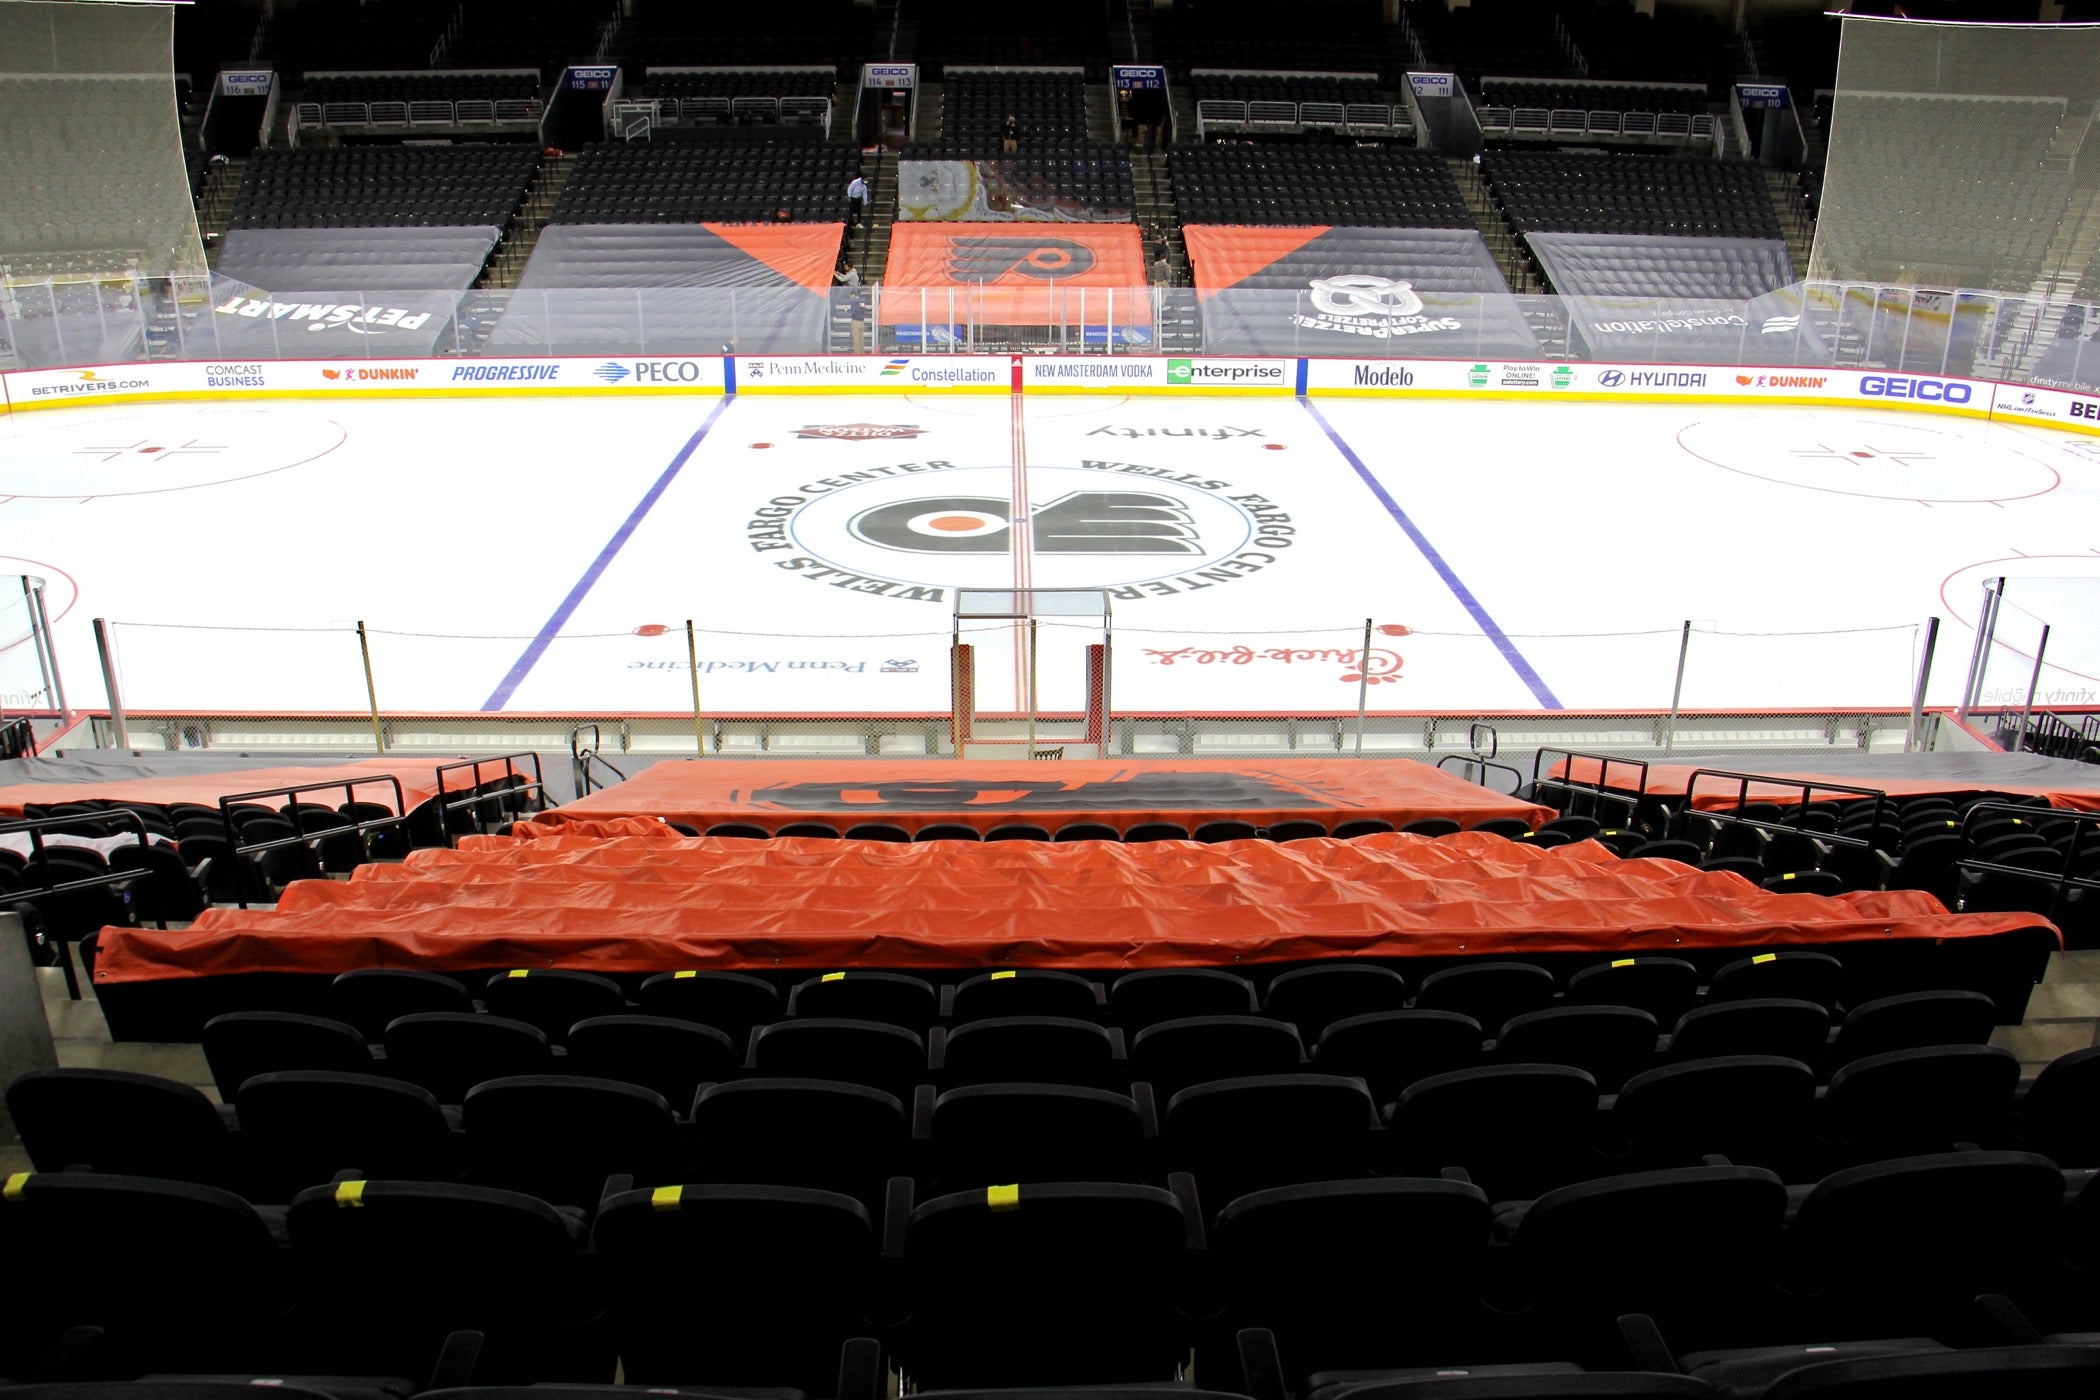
[744,461,1298,604]
[847,491,1203,554]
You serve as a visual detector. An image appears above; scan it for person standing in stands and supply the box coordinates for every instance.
[835,255,861,287]
[1002,112,1019,153]
[846,171,869,228]
[850,288,870,354]
[1152,247,1172,287]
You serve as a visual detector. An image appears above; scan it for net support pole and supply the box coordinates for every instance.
[356,621,386,753]
[2016,625,2051,754]
[1665,620,1692,754]
[1353,617,1373,756]
[1905,616,1939,754]
[1957,577,2004,725]
[686,619,705,756]
[91,618,125,750]
[27,580,66,723]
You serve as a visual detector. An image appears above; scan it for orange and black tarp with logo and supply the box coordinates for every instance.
[880,223,1148,325]
[92,821,2056,984]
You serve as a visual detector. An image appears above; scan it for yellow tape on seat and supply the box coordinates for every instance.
[986,1184,1020,1213]
[3,1172,29,1201]
[1752,953,1777,964]
[335,1180,367,1208]
[651,1185,683,1212]
[990,970,1017,981]
[822,971,846,983]
[1611,958,1635,968]
[673,970,698,980]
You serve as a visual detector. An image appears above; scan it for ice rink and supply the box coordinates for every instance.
[5,390,2098,716]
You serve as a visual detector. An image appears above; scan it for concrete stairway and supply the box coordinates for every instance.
[478,155,572,290]
[1448,158,1540,294]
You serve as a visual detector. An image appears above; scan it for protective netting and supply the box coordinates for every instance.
[1811,16,2100,293]
[0,1,205,280]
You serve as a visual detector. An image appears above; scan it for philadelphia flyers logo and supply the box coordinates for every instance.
[946,238,1097,281]
[847,491,1201,554]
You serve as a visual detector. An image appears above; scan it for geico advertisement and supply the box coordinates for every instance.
[1025,356,1295,393]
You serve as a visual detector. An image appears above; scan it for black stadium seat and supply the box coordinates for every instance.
[235,1070,462,1197]
[5,1068,240,1189]
[563,1014,740,1106]
[686,1077,911,1206]
[592,1182,877,1389]
[461,1075,677,1206]
[380,1013,555,1104]
[480,969,626,1043]
[200,1010,375,1099]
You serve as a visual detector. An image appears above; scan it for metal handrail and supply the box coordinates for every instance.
[217,774,411,909]
[433,752,549,847]
[1953,800,2100,918]
[1672,769,1887,850]
[1531,748,1648,824]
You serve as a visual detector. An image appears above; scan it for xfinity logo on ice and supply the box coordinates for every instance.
[1086,425,1264,439]
[1858,374,1972,404]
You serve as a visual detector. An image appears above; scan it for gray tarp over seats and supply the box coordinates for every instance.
[202,275,466,358]
[211,227,501,293]
[485,223,839,355]
[1183,225,1539,356]
[1527,233,1828,364]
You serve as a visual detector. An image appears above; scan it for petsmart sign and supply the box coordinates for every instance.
[1024,356,1295,394]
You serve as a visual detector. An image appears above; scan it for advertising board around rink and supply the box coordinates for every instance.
[1023,356,1297,394]
[1989,381,2100,436]
[0,356,728,409]
[1300,357,1994,417]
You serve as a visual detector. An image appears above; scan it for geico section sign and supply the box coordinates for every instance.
[1024,356,1294,393]
[1991,383,2100,435]
[1855,372,1980,406]
[736,356,1007,393]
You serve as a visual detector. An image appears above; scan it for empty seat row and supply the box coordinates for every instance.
[551,141,859,224]
[18,1034,2099,1215]
[1169,144,1472,228]
[4,1154,2096,1389]
[185,949,2009,1046]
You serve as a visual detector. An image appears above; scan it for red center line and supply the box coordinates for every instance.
[1010,390,1033,711]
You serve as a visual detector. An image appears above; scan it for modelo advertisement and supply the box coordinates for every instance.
[1024,356,1295,394]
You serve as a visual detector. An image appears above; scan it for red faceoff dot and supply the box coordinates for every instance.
[633,624,669,637]
[750,442,773,449]
[1263,442,1286,450]
[929,515,985,531]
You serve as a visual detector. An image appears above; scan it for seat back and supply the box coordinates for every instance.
[381,1012,554,1104]
[5,1068,237,1188]
[480,968,626,1042]
[565,1014,739,1107]
[462,1075,676,1206]
[200,1010,373,1099]
[235,1069,459,1198]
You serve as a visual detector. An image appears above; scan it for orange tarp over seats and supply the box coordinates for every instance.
[0,758,472,819]
[536,757,1558,835]
[879,223,1149,326]
[91,825,2055,984]
[1551,757,2100,814]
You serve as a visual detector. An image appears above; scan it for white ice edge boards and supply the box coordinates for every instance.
[2,355,2096,434]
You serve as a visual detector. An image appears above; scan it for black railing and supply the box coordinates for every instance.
[0,809,154,997]
[1530,748,1646,824]
[570,723,627,797]
[218,774,411,910]
[434,753,550,847]
[1955,800,2100,923]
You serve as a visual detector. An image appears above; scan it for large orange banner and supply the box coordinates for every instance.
[880,223,1148,326]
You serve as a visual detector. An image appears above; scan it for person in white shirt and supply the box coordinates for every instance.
[846,173,869,227]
